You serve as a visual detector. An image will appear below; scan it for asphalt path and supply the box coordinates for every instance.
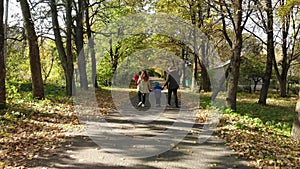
[28,105,252,169]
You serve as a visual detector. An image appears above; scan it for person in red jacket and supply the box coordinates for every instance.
[133,72,140,86]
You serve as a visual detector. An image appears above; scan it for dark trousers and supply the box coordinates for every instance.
[168,88,178,106]
[138,91,146,104]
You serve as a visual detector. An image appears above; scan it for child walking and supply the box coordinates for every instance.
[137,70,150,107]
[152,81,164,107]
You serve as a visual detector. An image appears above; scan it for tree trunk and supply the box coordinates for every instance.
[20,0,44,99]
[181,48,186,87]
[258,0,274,105]
[66,0,75,95]
[85,0,98,88]
[226,42,242,110]
[50,0,74,96]
[0,0,5,109]
[274,5,289,97]
[278,76,288,97]
[75,0,88,90]
[253,80,258,93]
[190,2,198,91]
[199,62,209,92]
[291,90,300,140]
[199,57,211,92]
[225,0,243,110]
[191,53,198,91]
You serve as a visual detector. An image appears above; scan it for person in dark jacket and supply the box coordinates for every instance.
[163,66,180,108]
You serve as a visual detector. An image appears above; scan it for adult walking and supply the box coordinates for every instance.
[164,66,180,108]
[137,70,151,107]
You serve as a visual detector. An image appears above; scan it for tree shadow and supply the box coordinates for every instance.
[19,88,253,168]
[24,110,253,169]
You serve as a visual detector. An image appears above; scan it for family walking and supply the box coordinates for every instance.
[135,66,180,108]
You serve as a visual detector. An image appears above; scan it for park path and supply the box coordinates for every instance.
[28,103,253,169]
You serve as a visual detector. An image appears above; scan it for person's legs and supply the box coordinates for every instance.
[174,89,179,107]
[138,91,142,106]
[142,93,146,104]
[167,89,172,105]
[155,92,161,106]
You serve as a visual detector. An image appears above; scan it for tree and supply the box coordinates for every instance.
[74,0,88,89]
[0,0,5,109]
[155,0,212,92]
[257,0,276,105]
[85,0,98,88]
[274,0,300,97]
[19,0,44,99]
[50,0,74,96]
[217,0,253,110]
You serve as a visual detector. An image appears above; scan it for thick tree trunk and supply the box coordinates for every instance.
[66,0,75,95]
[75,0,88,90]
[278,76,288,97]
[85,0,98,88]
[200,62,210,92]
[225,0,243,110]
[20,0,44,99]
[258,0,274,105]
[0,0,5,109]
[50,0,74,96]
[291,90,300,140]
[199,39,211,92]
[226,42,242,110]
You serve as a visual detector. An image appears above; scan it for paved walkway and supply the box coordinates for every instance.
[28,105,253,169]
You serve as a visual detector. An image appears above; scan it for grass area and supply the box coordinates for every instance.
[199,92,300,168]
[0,83,78,168]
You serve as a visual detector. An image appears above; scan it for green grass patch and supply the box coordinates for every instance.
[216,92,300,168]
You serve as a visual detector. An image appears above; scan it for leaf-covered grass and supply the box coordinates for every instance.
[0,85,119,168]
[201,92,300,168]
[0,83,78,168]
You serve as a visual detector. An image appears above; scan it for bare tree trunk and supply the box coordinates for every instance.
[274,1,289,97]
[225,0,243,110]
[85,0,98,88]
[181,48,186,87]
[191,53,198,91]
[197,0,210,92]
[200,62,210,92]
[20,0,44,99]
[258,0,274,105]
[198,41,211,92]
[50,0,74,96]
[66,0,75,95]
[75,0,88,89]
[0,0,5,109]
[226,42,242,110]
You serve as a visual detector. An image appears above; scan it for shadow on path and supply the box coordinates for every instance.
[27,105,253,169]
[25,88,253,168]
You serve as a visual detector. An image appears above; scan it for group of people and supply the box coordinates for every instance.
[133,66,180,108]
